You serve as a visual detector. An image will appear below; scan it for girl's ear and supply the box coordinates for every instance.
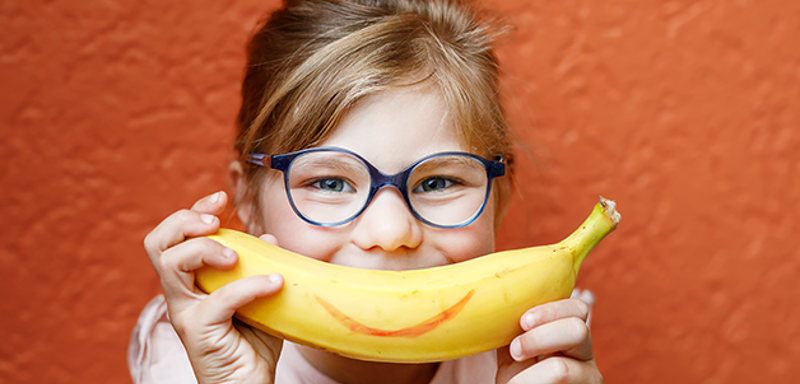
[228,160,256,232]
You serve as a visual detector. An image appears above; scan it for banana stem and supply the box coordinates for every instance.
[562,196,621,275]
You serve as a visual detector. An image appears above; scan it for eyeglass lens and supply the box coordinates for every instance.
[284,151,490,227]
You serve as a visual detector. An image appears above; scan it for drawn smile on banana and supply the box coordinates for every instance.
[196,197,621,363]
[314,289,475,337]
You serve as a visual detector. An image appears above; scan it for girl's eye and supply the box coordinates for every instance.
[415,177,455,193]
[311,177,354,193]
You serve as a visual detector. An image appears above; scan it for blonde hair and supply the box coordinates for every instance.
[235,0,514,228]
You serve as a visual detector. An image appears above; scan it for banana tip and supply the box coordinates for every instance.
[598,196,622,226]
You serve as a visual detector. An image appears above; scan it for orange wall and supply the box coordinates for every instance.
[1,0,798,383]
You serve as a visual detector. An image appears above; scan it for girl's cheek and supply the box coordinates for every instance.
[262,212,341,262]
[438,222,496,264]
[280,229,345,263]
[447,236,495,263]
[257,182,335,259]
[454,208,497,262]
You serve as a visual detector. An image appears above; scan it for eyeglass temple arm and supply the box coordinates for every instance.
[246,154,272,167]
[490,156,506,177]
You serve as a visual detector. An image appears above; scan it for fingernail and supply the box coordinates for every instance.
[510,338,523,361]
[522,312,536,330]
[268,273,283,284]
[222,247,236,258]
[201,214,215,225]
[209,192,221,204]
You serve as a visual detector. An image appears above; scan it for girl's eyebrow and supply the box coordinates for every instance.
[413,156,476,173]
[297,156,366,174]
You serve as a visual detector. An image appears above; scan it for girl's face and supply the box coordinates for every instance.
[247,85,497,270]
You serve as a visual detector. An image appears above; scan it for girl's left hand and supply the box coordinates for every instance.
[495,298,603,384]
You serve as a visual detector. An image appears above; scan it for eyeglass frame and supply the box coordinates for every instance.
[246,147,506,229]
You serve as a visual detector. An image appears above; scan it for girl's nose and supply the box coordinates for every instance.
[351,188,423,252]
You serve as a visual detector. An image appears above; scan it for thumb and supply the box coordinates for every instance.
[259,234,280,247]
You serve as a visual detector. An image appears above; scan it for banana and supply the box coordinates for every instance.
[195,197,621,363]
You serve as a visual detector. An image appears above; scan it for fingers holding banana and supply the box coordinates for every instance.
[144,192,237,304]
[144,191,287,316]
[497,298,602,384]
[144,191,227,258]
[142,191,285,382]
[511,298,593,362]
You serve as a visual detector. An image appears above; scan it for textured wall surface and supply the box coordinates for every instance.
[1,0,798,383]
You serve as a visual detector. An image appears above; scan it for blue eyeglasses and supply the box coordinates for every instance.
[247,147,505,229]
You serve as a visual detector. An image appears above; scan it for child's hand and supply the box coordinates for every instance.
[495,297,603,384]
[143,191,284,384]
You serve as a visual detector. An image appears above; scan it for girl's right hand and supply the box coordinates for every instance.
[144,191,284,384]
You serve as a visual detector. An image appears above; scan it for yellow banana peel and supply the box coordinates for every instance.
[196,197,621,363]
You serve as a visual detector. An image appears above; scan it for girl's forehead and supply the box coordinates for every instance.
[319,87,467,172]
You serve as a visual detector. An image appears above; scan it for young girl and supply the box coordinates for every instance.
[131,0,602,383]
